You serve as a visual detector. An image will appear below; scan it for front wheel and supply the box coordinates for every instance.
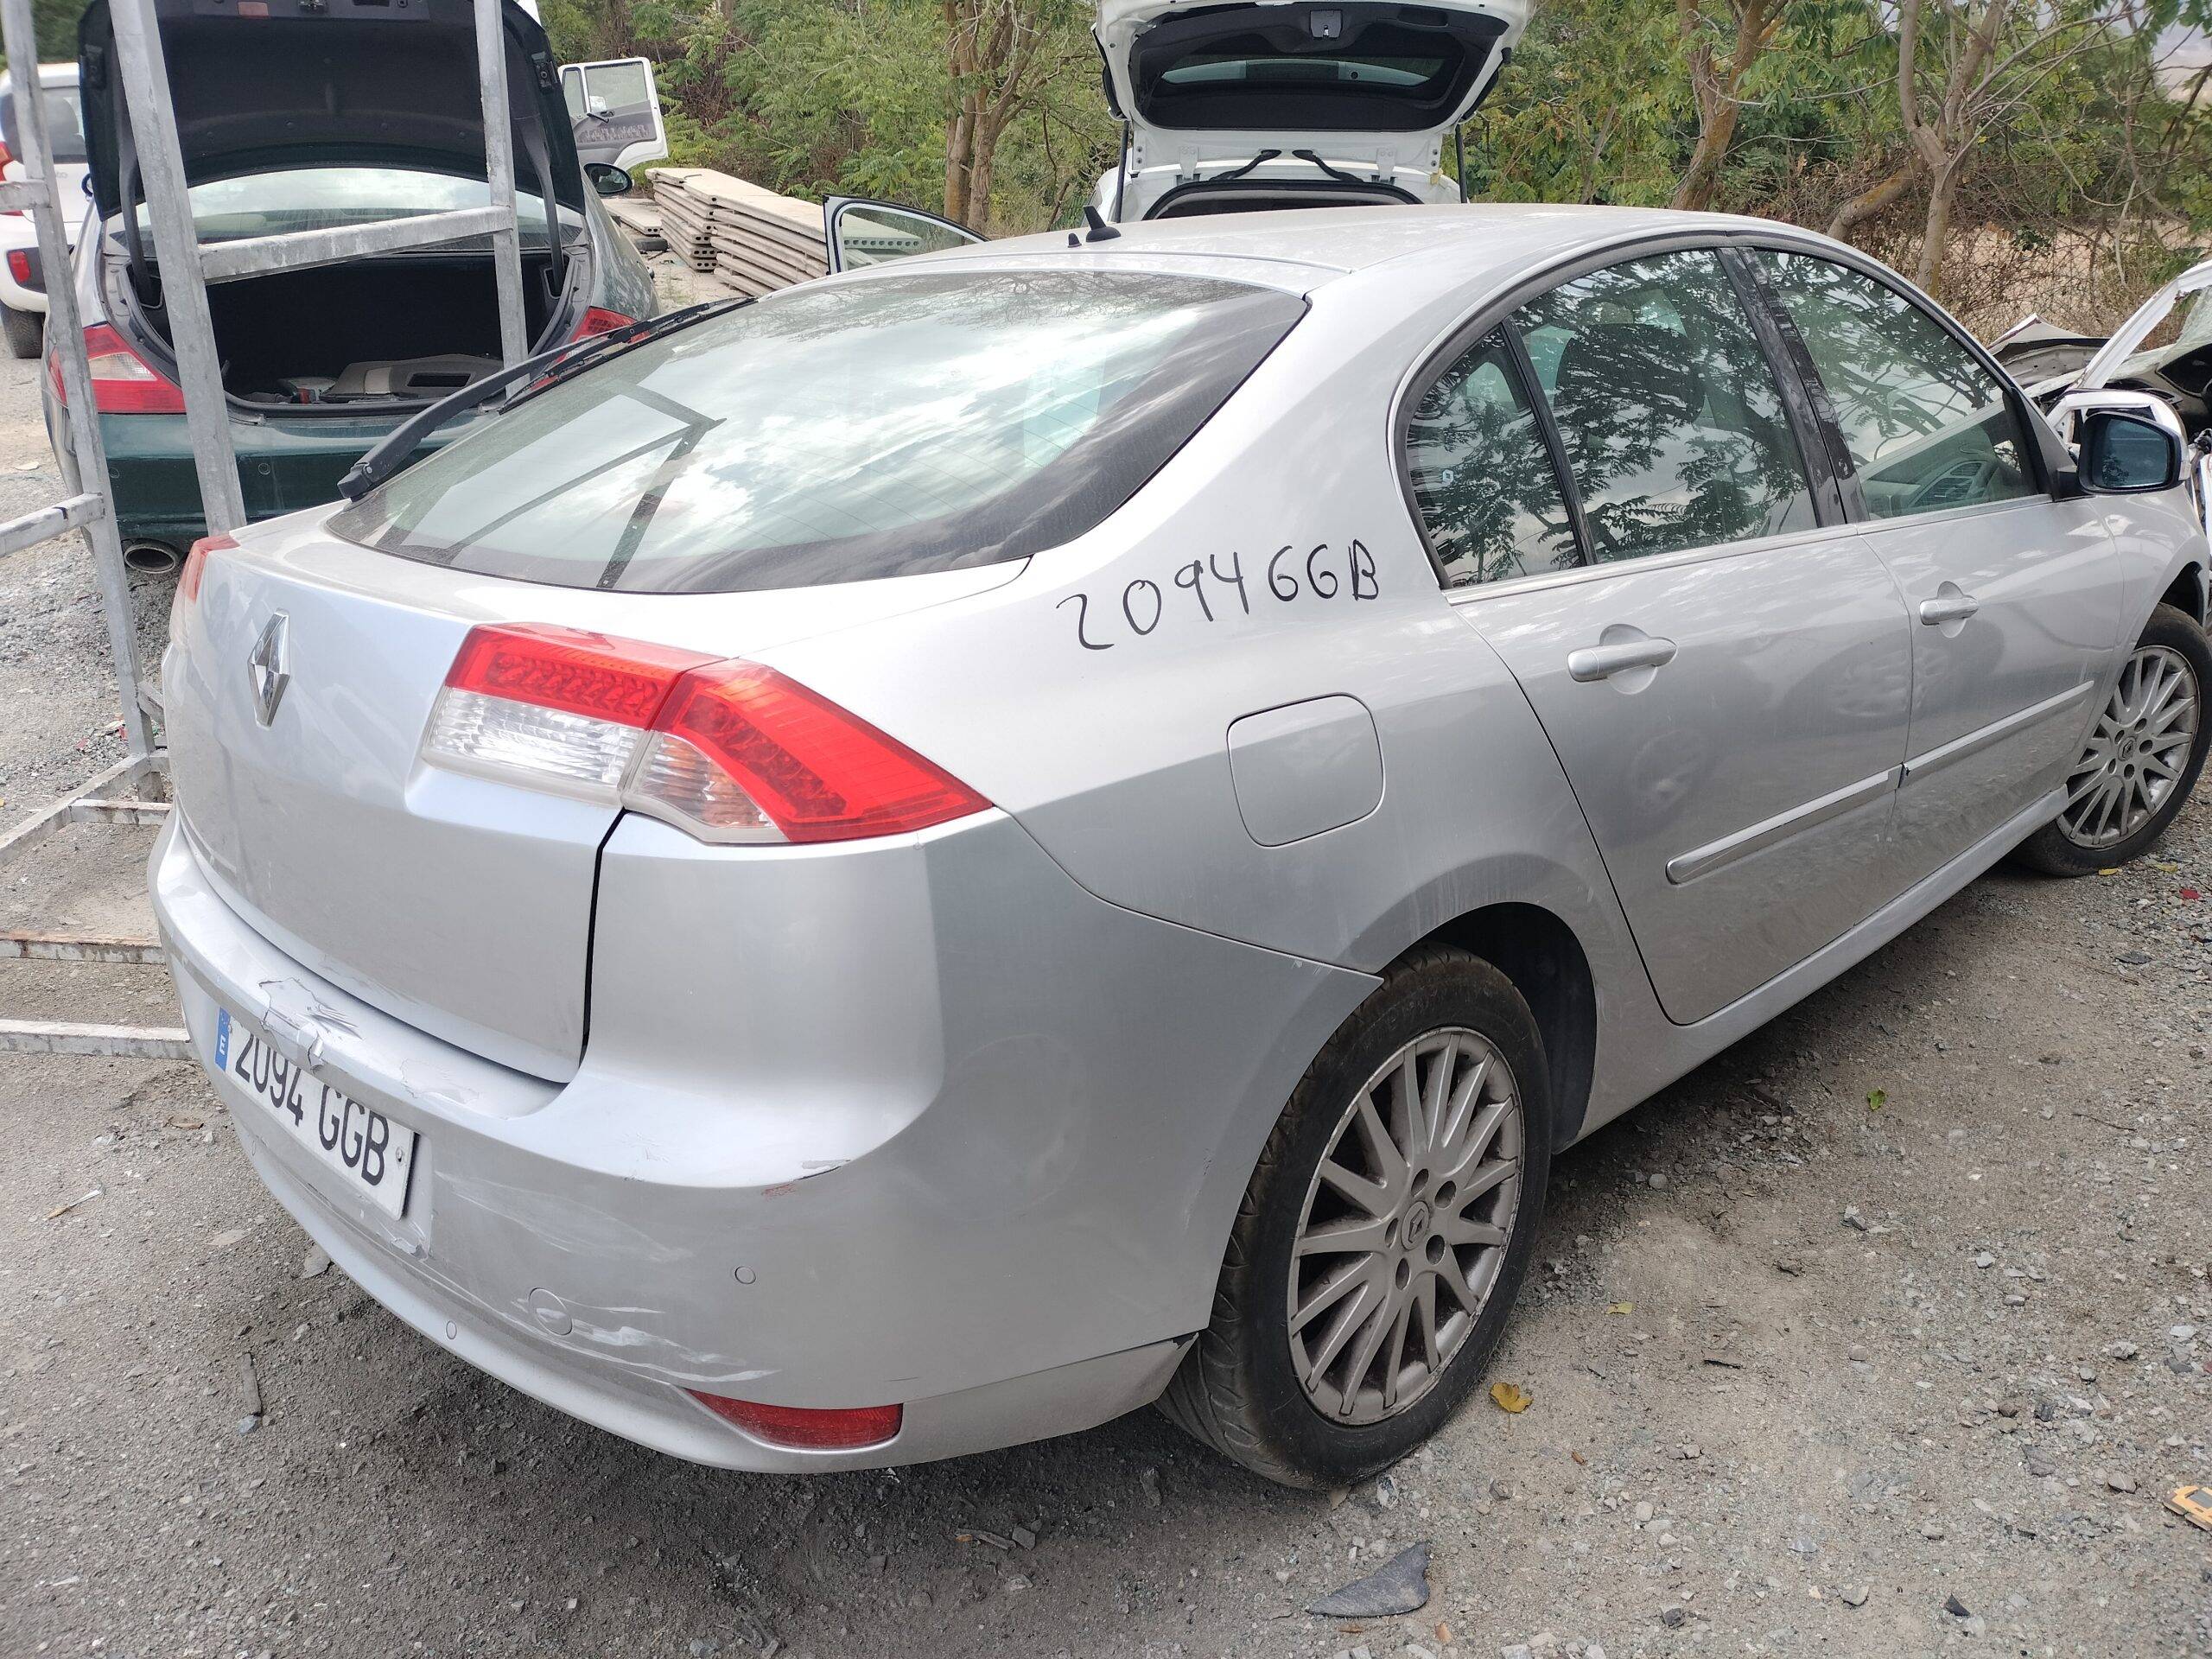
[1157,948,1550,1487]
[2,302,41,359]
[2013,602,2209,877]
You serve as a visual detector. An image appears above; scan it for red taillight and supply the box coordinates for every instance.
[5,250,29,283]
[686,1392,903,1451]
[51,323,188,414]
[569,306,633,341]
[645,662,988,844]
[168,532,234,645]
[421,625,990,843]
[442,622,709,727]
[177,533,232,605]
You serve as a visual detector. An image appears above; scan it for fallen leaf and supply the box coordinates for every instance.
[166,1114,204,1131]
[1866,1089,1887,1112]
[2182,887,2202,901]
[1435,1622,1452,1644]
[1607,1300,1633,1315]
[1490,1381,1533,1414]
[1570,1449,1587,1465]
[1306,1542,1430,1618]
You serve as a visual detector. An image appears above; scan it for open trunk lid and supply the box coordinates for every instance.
[1095,0,1526,181]
[76,0,584,225]
[165,512,1016,1081]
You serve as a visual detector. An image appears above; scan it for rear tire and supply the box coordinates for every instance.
[1158,947,1551,1488]
[2,302,41,359]
[2012,602,2209,877]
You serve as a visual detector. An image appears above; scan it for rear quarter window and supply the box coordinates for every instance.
[333,270,1306,594]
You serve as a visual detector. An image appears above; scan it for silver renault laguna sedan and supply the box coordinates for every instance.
[155,205,2211,1487]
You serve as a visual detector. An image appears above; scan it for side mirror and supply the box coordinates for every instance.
[2077,409,2183,495]
[585,162,633,199]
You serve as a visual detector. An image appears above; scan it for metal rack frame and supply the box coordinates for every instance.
[0,0,530,1060]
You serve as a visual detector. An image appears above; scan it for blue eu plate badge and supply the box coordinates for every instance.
[214,1006,232,1070]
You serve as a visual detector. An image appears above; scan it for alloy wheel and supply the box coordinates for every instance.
[1287,1029,1524,1424]
[2058,645,2201,850]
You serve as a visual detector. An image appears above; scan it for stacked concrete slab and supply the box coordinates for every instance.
[648,168,829,296]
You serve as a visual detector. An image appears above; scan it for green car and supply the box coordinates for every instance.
[48,0,661,566]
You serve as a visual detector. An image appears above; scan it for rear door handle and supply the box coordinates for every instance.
[1918,587,1980,626]
[1567,635,1678,683]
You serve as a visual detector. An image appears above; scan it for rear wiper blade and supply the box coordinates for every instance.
[336,298,751,502]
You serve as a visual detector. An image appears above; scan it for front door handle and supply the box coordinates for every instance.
[1918,585,1980,626]
[1567,633,1679,683]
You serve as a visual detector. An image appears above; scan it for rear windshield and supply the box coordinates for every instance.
[1129,4,1506,133]
[124,168,580,250]
[332,270,1306,594]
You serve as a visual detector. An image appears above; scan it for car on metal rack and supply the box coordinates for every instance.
[41,0,660,573]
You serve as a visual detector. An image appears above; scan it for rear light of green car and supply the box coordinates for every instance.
[49,323,188,415]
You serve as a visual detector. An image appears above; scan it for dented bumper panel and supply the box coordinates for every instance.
[150,810,1370,1469]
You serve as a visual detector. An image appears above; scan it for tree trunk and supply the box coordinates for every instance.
[1670,0,1779,213]
[942,0,1046,234]
[1916,160,1958,295]
[969,110,1009,232]
[1825,162,1916,242]
[945,104,976,223]
[1672,100,1740,213]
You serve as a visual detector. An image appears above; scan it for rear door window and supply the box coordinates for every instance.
[1514,250,1816,563]
[1404,329,1579,586]
[1754,251,2035,519]
[334,271,1306,593]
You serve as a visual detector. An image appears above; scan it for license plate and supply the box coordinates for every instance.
[213,1007,417,1220]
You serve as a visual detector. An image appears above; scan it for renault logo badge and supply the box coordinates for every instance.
[249,613,289,728]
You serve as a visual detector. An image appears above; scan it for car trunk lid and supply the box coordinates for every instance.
[166,511,1019,1080]
[75,0,584,226]
[1096,0,1527,184]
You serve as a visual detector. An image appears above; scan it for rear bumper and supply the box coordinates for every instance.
[150,809,1369,1470]
[79,410,468,550]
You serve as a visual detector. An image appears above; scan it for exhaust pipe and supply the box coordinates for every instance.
[124,540,182,576]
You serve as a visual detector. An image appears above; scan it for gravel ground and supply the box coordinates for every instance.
[2,334,2209,1659]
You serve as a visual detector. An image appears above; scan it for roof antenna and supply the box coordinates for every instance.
[1082,205,1122,243]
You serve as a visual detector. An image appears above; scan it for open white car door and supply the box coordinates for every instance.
[560,56,668,173]
[1094,0,1529,219]
[823,197,985,274]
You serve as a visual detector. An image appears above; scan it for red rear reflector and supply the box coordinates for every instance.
[686,1392,903,1451]
[569,306,633,341]
[443,623,710,728]
[650,662,989,843]
[177,534,233,605]
[5,249,29,283]
[52,323,188,414]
